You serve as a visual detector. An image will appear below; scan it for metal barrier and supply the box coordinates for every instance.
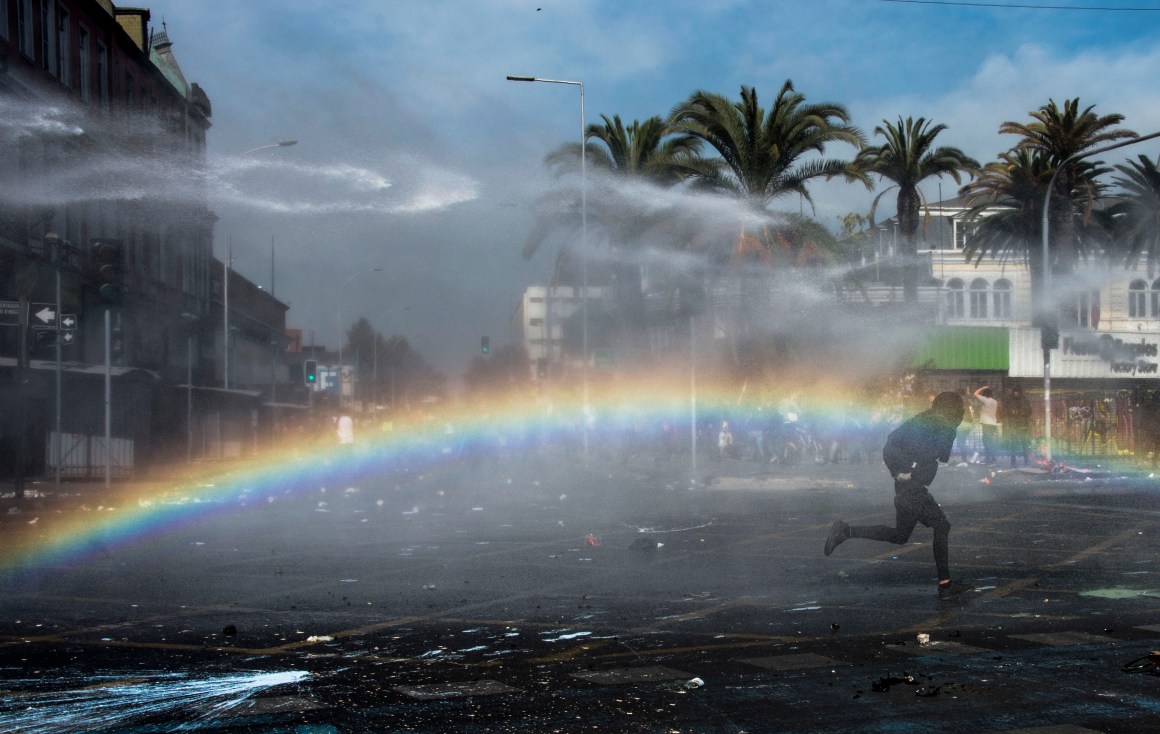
[45,432,135,478]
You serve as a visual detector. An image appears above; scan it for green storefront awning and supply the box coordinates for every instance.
[911,326,1009,371]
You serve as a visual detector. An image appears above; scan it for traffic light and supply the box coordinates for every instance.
[304,359,318,385]
[1041,322,1060,352]
[90,239,124,305]
[481,336,490,355]
[1036,309,1060,351]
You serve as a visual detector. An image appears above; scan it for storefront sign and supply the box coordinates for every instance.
[1061,333,1159,376]
[1008,328,1160,379]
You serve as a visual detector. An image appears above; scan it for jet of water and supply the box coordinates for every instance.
[0,669,309,733]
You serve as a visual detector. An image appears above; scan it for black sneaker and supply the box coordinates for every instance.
[824,520,849,556]
[938,579,974,600]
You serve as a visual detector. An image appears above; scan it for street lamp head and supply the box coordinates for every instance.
[277,140,298,147]
[506,75,536,82]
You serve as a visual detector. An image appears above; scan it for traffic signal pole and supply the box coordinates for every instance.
[52,235,62,485]
[105,307,112,488]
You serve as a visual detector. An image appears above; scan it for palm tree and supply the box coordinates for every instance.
[961,148,1115,327]
[545,113,703,186]
[999,98,1135,276]
[667,81,867,264]
[524,114,703,261]
[523,114,706,354]
[1108,154,1160,272]
[961,149,1054,276]
[664,82,865,372]
[856,116,980,301]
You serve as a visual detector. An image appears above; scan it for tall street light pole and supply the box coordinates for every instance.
[507,74,589,459]
[1039,130,1160,462]
[337,268,383,406]
[226,140,299,390]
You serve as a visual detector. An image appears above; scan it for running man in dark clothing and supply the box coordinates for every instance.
[824,391,973,600]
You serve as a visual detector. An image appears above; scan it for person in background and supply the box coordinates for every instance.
[824,392,973,601]
[1138,392,1160,469]
[954,387,975,463]
[1003,386,1032,467]
[336,413,355,445]
[718,420,734,460]
[974,386,1000,465]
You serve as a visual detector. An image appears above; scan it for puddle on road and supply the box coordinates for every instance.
[1080,587,1160,599]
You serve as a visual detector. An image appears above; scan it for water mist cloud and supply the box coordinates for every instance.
[212,155,478,215]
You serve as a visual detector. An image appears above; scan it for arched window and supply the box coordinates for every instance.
[1129,280,1148,318]
[969,278,989,319]
[992,279,1012,319]
[946,278,965,319]
[1152,279,1160,317]
[1074,289,1100,329]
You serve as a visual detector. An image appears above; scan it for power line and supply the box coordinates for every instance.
[879,0,1160,11]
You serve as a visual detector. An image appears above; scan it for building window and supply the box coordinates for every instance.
[969,278,988,319]
[529,318,543,327]
[40,0,56,76]
[529,297,544,303]
[1152,279,1160,318]
[96,42,109,111]
[946,278,965,318]
[56,4,69,88]
[17,0,33,57]
[0,0,8,41]
[952,220,981,251]
[992,278,1012,319]
[78,24,90,102]
[1074,289,1100,329]
[1130,279,1148,318]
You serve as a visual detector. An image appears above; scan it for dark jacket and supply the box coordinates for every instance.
[882,409,958,487]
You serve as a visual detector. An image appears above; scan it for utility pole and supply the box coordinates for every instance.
[13,258,37,499]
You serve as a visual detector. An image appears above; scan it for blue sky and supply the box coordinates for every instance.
[156,0,1160,376]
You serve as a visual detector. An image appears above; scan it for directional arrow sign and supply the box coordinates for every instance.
[34,306,56,325]
[60,331,75,345]
[61,314,77,329]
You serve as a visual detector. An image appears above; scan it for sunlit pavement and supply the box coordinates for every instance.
[2,453,1160,733]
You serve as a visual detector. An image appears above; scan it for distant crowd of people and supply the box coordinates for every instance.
[272,383,1160,474]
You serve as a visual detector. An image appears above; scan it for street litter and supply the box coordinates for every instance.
[916,633,930,645]
[871,673,918,692]
[1121,651,1160,674]
[306,635,334,643]
[683,677,704,689]
[585,534,601,547]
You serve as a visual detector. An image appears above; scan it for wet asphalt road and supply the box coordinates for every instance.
[2,452,1160,733]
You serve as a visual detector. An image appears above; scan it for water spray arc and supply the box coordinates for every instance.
[1040,130,1160,461]
[507,74,589,460]
[240,139,298,157]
